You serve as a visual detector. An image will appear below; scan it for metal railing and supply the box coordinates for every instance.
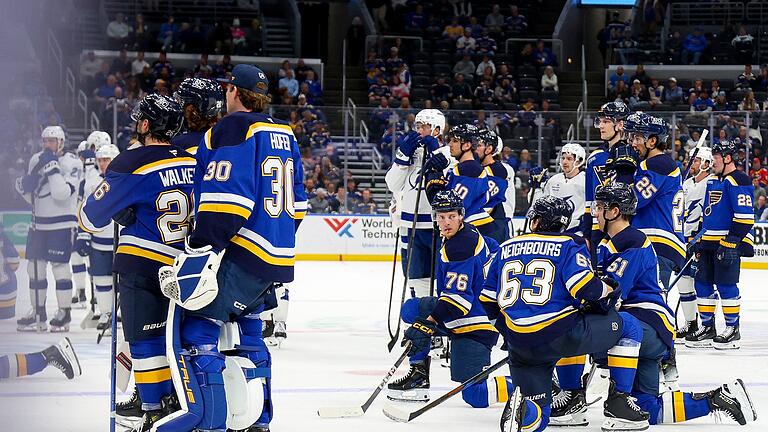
[670,2,744,26]
[77,90,88,131]
[365,35,423,57]
[504,38,563,67]
[47,30,63,88]
[65,68,76,113]
[90,111,100,132]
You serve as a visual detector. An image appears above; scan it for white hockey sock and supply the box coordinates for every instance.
[677,276,698,323]
[410,278,432,298]
[55,287,72,309]
[95,289,113,314]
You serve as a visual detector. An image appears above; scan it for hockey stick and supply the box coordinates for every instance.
[667,230,705,293]
[385,233,400,338]
[29,192,44,332]
[109,225,118,432]
[428,222,438,297]
[80,273,99,329]
[383,355,510,423]
[317,342,412,418]
[680,129,709,181]
[581,360,603,406]
[387,148,430,352]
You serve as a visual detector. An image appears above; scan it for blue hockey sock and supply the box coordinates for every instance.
[653,391,711,423]
[694,280,717,326]
[130,337,172,410]
[608,312,642,393]
[0,352,46,379]
[460,376,514,408]
[521,399,549,432]
[555,356,586,390]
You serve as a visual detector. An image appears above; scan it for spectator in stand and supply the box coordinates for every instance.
[476,30,498,56]
[216,54,234,78]
[751,157,768,188]
[630,64,650,86]
[713,129,729,146]
[608,66,630,90]
[723,118,740,138]
[714,91,731,111]
[541,66,558,92]
[739,90,758,112]
[80,51,102,82]
[379,124,399,165]
[278,60,292,79]
[691,90,714,112]
[475,54,496,77]
[385,47,404,77]
[390,75,410,99]
[496,63,514,82]
[473,110,491,129]
[405,4,427,31]
[456,28,477,53]
[478,66,495,86]
[305,70,323,104]
[755,195,768,220]
[485,4,505,36]
[681,27,707,65]
[110,49,131,76]
[452,73,473,101]
[231,18,247,53]
[737,64,757,89]
[308,188,330,214]
[138,65,155,93]
[444,16,464,40]
[506,5,528,37]
[398,64,411,90]
[279,69,299,99]
[94,74,118,104]
[473,78,495,107]
[398,97,414,115]
[648,77,664,107]
[334,186,349,213]
[107,13,132,49]
[132,13,151,51]
[310,123,331,149]
[355,189,378,214]
[513,98,537,127]
[152,51,175,80]
[431,76,452,102]
[732,25,755,65]
[365,51,385,85]
[517,148,536,174]
[610,80,630,103]
[454,53,476,79]
[191,53,213,78]
[370,96,394,132]
[662,77,684,104]
[295,58,314,82]
[152,79,169,96]
[368,75,391,104]
[326,183,342,213]
[710,79,722,96]
[757,65,768,92]
[325,143,341,167]
[157,15,179,51]
[533,40,557,67]
[519,43,535,66]
[131,51,149,76]
[347,178,362,204]
[688,78,705,96]
[628,79,650,110]
[368,0,388,32]
[495,77,516,104]
[178,21,206,53]
[242,18,263,55]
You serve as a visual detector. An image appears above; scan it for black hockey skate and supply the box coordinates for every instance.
[500,386,525,432]
[71,290,87,309]
[17,307,47,332]
[675,320,698,344]
[602,380,650,431]
[262,319,274,338]
[227,425,270,432]
[684,324,716,348]
[97,312,112,333]
[550,388,588,426]
[387,357,430,402]
[49,308,72,333]
[660,347,679,392]
[131,393,179,432]
[713,325,740,350]
[116,387,143,428]
[42,337,82,380]
[694,379,757,425]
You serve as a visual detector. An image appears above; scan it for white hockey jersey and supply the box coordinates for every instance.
[500,161,516,222]
[79,166,117,252]
[21,151,82,231]
[530,170,586,232]
[682,174,711,239]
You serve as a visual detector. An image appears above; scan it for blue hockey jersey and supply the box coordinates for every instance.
[189,111,308,283]
[431,225,499,347]
[597,227,675,349]
[78,145,195,276]
[700,170,755,256]
[622,154,686,267]
[582,146,612,243]
[171,130,205,155]
[484,161,510,223]
[482,233,607,346]
[446,160,499,228]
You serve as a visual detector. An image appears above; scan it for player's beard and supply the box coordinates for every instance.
[135,123,149,145]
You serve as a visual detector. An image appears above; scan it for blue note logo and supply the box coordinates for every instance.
[324,217,359,238]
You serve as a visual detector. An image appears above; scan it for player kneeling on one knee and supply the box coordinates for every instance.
[389,189,516,408]
[483,194,653,432]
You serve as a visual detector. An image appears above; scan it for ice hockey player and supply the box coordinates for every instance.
[423,124,501,230]
[0,338,81,381]
[155,64,307,432]
[490,195,645,432]
[171,77,225,155]
[389,189,514,408]
[686,140,755,350]
[592,182,756,429]
[78,93,189,431]
[476,128,515,243]
[385,108,446,298]
[72,130,112,309]
[583,101,631,252]
[609,111,685,292]
[15,126,82,332]
[75,144,121,332]
[0,221,20,320]
[676,146,713,341]
[530,143,586,235]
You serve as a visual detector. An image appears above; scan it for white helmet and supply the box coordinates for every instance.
[77,140,89,154]
[415,109,446,136]
[87,131,112,151]
[494,135,504,157]
[42,126,65,142]
[695,146,713,170]
[560,143,586,167]
[96,144,120,160]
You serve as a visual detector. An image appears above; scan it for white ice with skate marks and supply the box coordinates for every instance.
[0,260,764,431]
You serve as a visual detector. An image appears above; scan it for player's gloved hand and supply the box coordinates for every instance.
[686,238,700,257]
[74,232,92,257]
[423,152,450,174]
[37,149,60,176]
[80,149,96,166]
[112,206,136,226]
[606,144,639,179]
[716,237,741,266]
[688,258,699,277]
[16,174,40,195]
[583,277,622,315]
[528,166,548,189]
[419,135,440,153]
[397,131,421,159]
[402,318,437,355]
[425,171,448,203]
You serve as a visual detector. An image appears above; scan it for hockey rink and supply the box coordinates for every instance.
[0,260,766,431]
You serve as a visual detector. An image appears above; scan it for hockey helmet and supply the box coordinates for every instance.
[445,124,480,148]
[623,111,669,143]
[96,144,120,160]
[594,182,638,216]
[478,129,502,156]
[174,77,225,119]
[42,125,65,142]
[593,101,630,127]
[712,140,738,158]
[415,109,446,136]
[527,195,573,233]
[695,146,713,169]
[132,93,184,140]
[560,142,586,167]
[87,131,112,151]
[77,140,90,154]
[431,189,465,217]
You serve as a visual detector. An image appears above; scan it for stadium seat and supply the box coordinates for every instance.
[431,52,452,64]
[411,64,431,76]
[412,76,432,88]
[518,89,539,101]
[514,125,533,139]
[519,77,538,90]
[432,63,452,77]
[517,65,538,78]
[504,138,527,151]
[411,88,430,102]
[542,89,559,102]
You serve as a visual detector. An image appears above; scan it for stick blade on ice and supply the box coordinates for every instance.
[316,406,364,418]
[382,404,413,423]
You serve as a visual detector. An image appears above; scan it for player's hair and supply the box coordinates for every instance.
[183,104,219,131]
[652,135,668,151]
[235,87,271,112]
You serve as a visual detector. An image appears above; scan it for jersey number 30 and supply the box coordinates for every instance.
[498,259,555,308]
[262,156,296,218]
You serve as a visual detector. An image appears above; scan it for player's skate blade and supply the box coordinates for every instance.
[549,411,587,426]
[550,389,588,426]
[601,418,649,432]
[713,325,740,350]
[386,388,430,402]
[116,388,142,427]
[17,308,47,332]
[317,406,364,418]
[500,386,525,432]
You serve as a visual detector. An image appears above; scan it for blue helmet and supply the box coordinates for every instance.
[445,124,480,148]
[131,93,184,140]
[594,101,630,127]
[527,195,572,233]
[595,182,637,216]
[624,111,669,144]
[431,189,465,216]
[174,78,225,119]
[712,139,738,158]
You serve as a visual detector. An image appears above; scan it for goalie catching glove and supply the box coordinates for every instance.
[158,239,224,310]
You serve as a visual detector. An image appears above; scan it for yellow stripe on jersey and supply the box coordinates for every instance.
[231,235,295,266]
[294,210,306,220]
[556,355,587,366]
[198,203,252,220]
[468,215,494,226]
[0,298,16,308]
[439,297,470,315]
[473,235,485,256]
[646,235,686,257]
[246,122,294,140]
[722,305,741,314]
[673,391,686,422]
[133,157,196,174]
[204,128,212,150]
[116,245,175,265]
[697,304,716,313]
[654,311,676,336]
[733,218,754,224]
[495,376,509,403]
[725,176,739,186]
[503,309,578,334]
[16,354,27,377]
[569,272,595,297]
[186,146,198,155]
[452,323,498,334]
[134,367,172,384]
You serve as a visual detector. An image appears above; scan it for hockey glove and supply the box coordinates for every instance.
[583,277,622,315]
[528,166,549,189]
[419,135,440,153]
[16,174,41,195]
[606,144,639,180]
[397,131,421,159]
[74,232,92,257]
[716,237,741,266]
[403,318,437,356]
[424,171,448,203]
[158,240,224,311]
[37,149,60,176]
[112,207,136,226]
[423,152,450,174]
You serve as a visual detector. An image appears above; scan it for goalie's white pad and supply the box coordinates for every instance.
[158,244,224,311]
[223,356,265,430]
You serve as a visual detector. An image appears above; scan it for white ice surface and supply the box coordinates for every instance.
[0,261,766,431]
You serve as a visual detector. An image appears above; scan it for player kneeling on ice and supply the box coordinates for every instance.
[388,190,516,408]
[0,338,81,381]
[483,195,647,432]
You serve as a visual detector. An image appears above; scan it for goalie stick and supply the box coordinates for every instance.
[317,342,411,418]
